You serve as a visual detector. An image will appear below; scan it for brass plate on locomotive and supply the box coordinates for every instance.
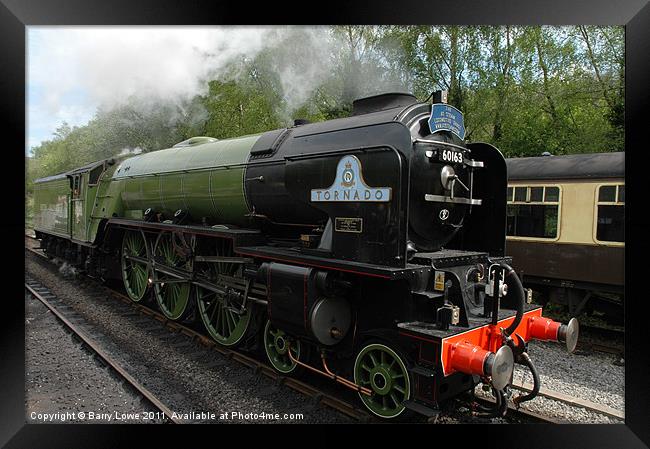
[335,217,363,233]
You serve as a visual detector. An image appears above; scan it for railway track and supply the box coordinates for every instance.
[25,241,372,423]
[466,378,624,423]
[468,394,565,424]
[577,325,625,359]
[509,381,624,420]
[26,236,620,424]
[25,277,181,424]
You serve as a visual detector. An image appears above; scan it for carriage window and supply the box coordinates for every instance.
[507,185,560,239]
[529,187,543,202]
[598,185,616,202]
[596,184,624,243]
[507,187,513,202]
[514,187,527,202]
[544,186,559,202]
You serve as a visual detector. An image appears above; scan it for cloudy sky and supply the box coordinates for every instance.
[26,26,323,156]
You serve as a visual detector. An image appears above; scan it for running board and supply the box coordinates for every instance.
[402,400,439,418]
[410,365,436,378]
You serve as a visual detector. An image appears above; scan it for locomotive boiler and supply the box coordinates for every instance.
[33,91,579,420]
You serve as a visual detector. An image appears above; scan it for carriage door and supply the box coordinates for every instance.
[70,174,85,240]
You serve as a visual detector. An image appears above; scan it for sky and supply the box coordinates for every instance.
[26,26,306,156]
[27,29,95,155]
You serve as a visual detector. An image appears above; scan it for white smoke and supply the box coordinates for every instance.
[58,261,79,278]
[117,147,143,156]
[28,26,408,146]
[30,27,271,109]
[264,27,340,113]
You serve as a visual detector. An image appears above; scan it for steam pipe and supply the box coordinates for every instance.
[476,387,508,419]
[490,388,504,418]
[491,388,502,418]
[513,352,540,407]
[498,389,509,416]
[285,344,372,396]
[321,354,372,396]
[500,262,525,337]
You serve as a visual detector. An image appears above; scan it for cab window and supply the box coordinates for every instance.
[88,164,104,186]
[596,184,624,243]
[72,175,82,198]
[507,185,560,239]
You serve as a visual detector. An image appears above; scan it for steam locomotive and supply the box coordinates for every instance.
[32,91,579,420]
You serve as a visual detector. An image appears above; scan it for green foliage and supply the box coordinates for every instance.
[201,76,283,139]
[392,25,623,157]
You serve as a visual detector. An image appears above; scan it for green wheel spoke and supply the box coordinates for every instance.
[164,288,173,309]
[135,273,144,294]
[223,312,231,336]
[225,310,236,334]
[221,307,229,336]
[209,300,220,322]
[216,305,225,328]
[214,307,223,328]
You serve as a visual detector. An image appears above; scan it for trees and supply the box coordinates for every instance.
[385,25,624,156]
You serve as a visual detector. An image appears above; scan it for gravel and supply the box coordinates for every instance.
[471,386,622,424]
[26,253,351,424]
[25,289,159,423]
[514,340,625,414]
[511,393,621,424]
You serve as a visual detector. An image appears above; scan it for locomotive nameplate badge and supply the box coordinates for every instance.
[311,155,392,202]
[434,271,446,291]
[335,217,363,233]
[428,104,466,140]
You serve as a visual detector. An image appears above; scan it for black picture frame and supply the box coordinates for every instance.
[4,0,649,447]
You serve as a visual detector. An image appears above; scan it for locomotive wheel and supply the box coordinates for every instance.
[263,320,304,374]
[195,239,253,346]
[121,230,150,302]
[152,233,193,321]
[353,343,411,419]
[196,285,252,346]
